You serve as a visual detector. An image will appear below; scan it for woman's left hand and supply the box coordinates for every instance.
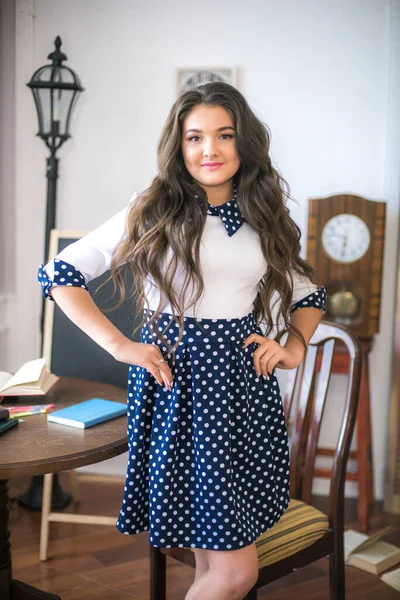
[242,333,304,378]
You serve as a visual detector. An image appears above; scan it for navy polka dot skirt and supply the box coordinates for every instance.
[116,310,290,551]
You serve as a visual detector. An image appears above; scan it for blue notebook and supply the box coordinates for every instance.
[47,398,127,429]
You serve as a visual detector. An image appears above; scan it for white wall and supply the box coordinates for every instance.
[0,0,16,367]
[10,0,400,499]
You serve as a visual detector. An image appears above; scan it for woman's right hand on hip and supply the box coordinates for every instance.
[112,339,173,390]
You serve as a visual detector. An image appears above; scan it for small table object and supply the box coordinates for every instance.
[0,377,128,600]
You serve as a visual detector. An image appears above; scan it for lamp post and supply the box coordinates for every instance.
[28,35,84,273]
[18,36,84,511]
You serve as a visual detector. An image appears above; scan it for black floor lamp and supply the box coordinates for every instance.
[18,36,84,510]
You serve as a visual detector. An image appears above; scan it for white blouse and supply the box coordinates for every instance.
[42,192,319,320]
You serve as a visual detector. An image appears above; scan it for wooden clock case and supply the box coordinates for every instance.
[307,194,386,338]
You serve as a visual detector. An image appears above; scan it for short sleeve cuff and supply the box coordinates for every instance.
[291,286,326,314]
[37,259,89,301]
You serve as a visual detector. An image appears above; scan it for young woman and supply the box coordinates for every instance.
[38,82,325,600]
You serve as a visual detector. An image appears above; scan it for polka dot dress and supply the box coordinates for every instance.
[38,262,326,551]
[117,310,291,550]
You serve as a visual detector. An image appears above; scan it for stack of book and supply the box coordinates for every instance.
[0,358,60,436]
[0,405,18,436]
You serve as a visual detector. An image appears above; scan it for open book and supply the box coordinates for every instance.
[0,358,59,397]
[344,526,400,575]
[381,566,400,592]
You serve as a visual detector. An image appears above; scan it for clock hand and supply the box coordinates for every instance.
[340,234,349,259]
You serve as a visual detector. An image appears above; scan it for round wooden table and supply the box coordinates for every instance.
[0,377,128,600]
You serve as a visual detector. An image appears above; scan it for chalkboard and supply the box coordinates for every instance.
[42,230,142,389]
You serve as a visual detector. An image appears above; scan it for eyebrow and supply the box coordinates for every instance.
[184,126,236,134]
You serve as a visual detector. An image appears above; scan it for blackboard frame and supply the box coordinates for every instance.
[42,229,141,390]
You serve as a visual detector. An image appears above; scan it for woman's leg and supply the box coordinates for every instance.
[185,542,259,600]
[193,548,210,582]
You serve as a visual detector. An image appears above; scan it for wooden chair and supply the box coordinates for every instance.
[149,321,362,600]
[39,471,118,561]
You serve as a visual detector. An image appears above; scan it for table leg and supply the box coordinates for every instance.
[0,479,11,598]
[10,579,61,599]
[0,480,61,600]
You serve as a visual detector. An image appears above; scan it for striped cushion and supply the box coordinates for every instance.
[255,499,329,568]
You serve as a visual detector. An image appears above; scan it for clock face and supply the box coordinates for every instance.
[321,213,370,263]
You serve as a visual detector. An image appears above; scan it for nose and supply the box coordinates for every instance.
[203,139,217,158]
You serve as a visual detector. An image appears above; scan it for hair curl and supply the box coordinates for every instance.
[110,82,314,354]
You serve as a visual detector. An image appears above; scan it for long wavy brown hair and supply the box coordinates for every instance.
[110,82,315,354]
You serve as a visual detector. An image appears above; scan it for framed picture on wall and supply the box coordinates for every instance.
[176,67,239,96]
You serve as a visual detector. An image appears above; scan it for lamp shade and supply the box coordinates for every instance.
[27,36,84,152]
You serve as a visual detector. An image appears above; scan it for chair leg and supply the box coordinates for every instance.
[149,544,167,600]
[329,552,345,600]
[39,473,54,561]
[243,585,257,600]
[356,351,371,532]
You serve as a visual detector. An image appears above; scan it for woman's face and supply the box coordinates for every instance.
[181,103,241,194]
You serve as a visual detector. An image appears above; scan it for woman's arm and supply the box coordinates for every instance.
[243,276,326,378]
[243,306,323,378]
[41,197,137,288]
[279,306,323,367]
[50,286,173,389]
[38,193,173,389]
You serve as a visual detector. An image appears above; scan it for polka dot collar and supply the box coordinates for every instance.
[206,188,244,237]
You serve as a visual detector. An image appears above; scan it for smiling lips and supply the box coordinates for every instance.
[202,162,224,170]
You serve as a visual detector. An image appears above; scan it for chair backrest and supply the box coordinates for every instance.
[280,321,362,527]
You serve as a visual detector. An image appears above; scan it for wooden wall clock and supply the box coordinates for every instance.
[306,194,386,338]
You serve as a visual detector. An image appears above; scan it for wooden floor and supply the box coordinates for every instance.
[7,474,400,600]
